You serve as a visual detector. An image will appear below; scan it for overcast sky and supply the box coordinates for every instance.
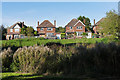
[2,2,118,30]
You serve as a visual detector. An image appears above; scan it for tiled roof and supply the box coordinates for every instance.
[37,20,55,27]
[9,22,27,29]
[65,18,79,27]
[95,18,105,26]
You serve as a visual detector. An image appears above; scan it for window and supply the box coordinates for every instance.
[47,27,53,31]
[15,29,19,32]
[10,29,13,32]
[40,28,44,31]
[46,33,54,37]
[77,26,82,29]
[76,32,83,36]
[70,26,72,29]
[14,35,19,39]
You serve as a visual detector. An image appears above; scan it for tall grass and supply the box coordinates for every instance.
[1,42,120,77]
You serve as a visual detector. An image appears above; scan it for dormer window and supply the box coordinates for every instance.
[10,29,13,32]
[77,26,82,29]
[70,26,72,29]
[40,28,44,31]
[47,27,53,31]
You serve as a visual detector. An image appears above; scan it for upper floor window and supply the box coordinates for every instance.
[70,26,72,29]
[40,28,44,31]
[15,29,19,32]
[47,27,53,31]
[10,29,13,32]
[77,26,82,29]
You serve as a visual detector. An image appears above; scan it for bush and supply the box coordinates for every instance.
[0,47,13,72]
[12,45,52,74]
[1,42,120,77]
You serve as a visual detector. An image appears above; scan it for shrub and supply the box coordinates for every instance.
[12,45,52,74]
[0,47,13,72]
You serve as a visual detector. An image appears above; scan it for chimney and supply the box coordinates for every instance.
[94,19,95,25]
[38,21,39,26]
[84,19,85,24]
[22,22,24,28]
[54,20,56,27]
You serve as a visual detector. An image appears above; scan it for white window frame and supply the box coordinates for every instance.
[76,32,83,36]
[47,27,53,31]
[15,29,19,32]
[14,35,19,39]
[40,28,44,31]
[77,26,82,29]
[70,26,72,29]
[10,29,13,32]
[46,33,54,37]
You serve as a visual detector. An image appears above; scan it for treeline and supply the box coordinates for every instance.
[0,42,120,77]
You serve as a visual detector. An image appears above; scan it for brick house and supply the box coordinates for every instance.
[93,18,105,35]
[37,20,56,37]
[6,22,27,40]
[65,18,86,38]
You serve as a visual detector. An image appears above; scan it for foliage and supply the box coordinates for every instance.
[81,32,88,38]
[77,16,91,29]
[61,33,66,39]
[0,25,7,40]
[34,31,38,36]
[99,10,119,40]
[12,45,52,73]
[26,26,34,36]
[56,26,65,33]
[20,26,27,36]
[0,47,13,72]
[1,42,120,77]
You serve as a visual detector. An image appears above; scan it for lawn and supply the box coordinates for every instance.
[1,38,119,47]
[1,72,120,80]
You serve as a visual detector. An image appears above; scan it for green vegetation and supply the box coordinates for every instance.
[2,38,119,48]
[0,25,7,40]
[100,10,120,40]
[1,72,111,80]
[1,42,120,79]
[56,26,65,33]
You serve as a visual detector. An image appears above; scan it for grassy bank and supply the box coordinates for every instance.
[1,38,119,47]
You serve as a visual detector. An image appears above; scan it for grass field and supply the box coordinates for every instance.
[1,72,120,80]
[1,38,119,47]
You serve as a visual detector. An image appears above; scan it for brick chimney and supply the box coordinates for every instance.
[94,19,95,25]
[22,22,24,28]
[83,19,85,24]
[54,20,56,27]
[38,21,39,26]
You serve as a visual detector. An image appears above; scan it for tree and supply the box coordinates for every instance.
[34,31,38,36]
[0,25,7,40]
[61,33,66,39]
[77,16,91,29]
[20,26,27,36]
[26,26,34,36]
[56,26,65,33]
[99,10,120,39]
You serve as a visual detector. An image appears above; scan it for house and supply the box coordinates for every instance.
[37,20,56,38]
[6,22,27,40]
[65,18,86,38]
[93,18,105,37]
